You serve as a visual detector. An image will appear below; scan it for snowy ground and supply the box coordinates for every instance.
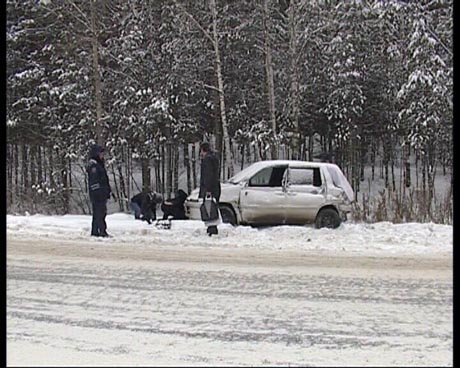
[7,214,453,366]
[6,213,453,256]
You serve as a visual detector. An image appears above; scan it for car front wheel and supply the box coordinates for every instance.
[219,205,237,226]
[315,208,341,229]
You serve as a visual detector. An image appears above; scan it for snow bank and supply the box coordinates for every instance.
[6,213,452,257]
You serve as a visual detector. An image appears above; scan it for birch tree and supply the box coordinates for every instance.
[210,0,234,178]
[174,0,234,179]
[261,0,277,159]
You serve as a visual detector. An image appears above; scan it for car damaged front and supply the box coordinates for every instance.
[185,181,244,222]
[322,164,354,220]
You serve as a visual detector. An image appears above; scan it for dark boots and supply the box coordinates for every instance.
[207,225,218,236]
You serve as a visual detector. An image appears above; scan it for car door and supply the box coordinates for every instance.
[284,166,326,224]
[239,165,288,224]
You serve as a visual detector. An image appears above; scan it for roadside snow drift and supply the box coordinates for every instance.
[7,213,452,257]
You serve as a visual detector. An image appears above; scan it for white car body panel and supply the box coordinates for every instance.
[185,160,354,226]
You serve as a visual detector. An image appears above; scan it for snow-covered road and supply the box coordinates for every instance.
[7,223,452,366]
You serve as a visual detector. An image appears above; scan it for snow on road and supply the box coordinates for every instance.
[7,214,453,366]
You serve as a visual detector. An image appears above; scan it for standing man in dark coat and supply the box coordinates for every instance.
[86,144,113,237]
[199,142,221,236]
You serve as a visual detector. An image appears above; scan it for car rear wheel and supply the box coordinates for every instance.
[219,205,237,226]
[315,208,341,229]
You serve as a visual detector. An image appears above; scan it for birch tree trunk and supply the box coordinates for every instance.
[166,141,172,197]
[184,144,192,194]
[116,164,127,211]
[173,144,179,194]
[14,144,19,203]
[22,145,29,204]
[125,146,131,202]
[154,157,161,193]
[160,143,166,195]
[7,145,13,209]
[30,145,36,189]
[262,0,277,160]
[191,143,197,190]
[210,0,233,179]
[288,0,300,160]
[90,0,104,144]
[60,155,69,214]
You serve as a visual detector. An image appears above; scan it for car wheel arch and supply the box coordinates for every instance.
[315,204,339,216]
[219,203,239,225]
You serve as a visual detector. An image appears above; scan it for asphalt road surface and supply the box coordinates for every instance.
[7,238,453,366]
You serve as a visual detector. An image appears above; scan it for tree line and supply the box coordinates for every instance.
[6,0,452,223]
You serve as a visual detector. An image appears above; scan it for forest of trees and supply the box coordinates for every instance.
[6,0,453,224]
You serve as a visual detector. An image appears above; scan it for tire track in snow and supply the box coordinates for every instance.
[7,240,452,366]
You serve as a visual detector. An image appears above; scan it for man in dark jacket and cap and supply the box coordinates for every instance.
[199,142,221,236]
[87,144,113,237]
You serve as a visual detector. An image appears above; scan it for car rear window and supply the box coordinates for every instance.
[289,168,322,187]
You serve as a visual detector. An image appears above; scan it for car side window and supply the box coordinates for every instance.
[249,167,286,187]
[288,168,322,187]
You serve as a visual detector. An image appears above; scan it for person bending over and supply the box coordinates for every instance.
[161,189,188,220]
[130,190,163,224]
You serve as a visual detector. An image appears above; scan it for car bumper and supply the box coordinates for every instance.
[185,200,202,220]
[338,203,352,221]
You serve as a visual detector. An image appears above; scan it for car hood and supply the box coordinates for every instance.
[186,182,242,202]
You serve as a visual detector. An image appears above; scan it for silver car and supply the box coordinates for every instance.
[185,160,354,228]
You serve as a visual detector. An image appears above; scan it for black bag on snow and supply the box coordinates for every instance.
[200,197,219,222]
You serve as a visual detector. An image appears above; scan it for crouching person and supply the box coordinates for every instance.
[130,190,163,224]
[161,189,188,220]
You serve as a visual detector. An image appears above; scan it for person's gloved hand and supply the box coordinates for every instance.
[142,216,152,225]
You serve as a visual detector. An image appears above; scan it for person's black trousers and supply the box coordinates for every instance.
[91,200,108,236]
[205,194,220,236]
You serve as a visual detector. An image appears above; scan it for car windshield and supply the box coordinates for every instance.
[226,163,267,184]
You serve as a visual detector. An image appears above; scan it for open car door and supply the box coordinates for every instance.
[239,165,288,224]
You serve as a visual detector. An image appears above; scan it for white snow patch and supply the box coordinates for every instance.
[6,214,452,257]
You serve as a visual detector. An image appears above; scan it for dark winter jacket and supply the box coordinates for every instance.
[131,191,162,216]
[199,151,221,200]
[86,145,111,202]
[161,189,188,220]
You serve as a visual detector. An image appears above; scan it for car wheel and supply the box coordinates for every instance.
[219,205,237,226]
[315,208,341,229]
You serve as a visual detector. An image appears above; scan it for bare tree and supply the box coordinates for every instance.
[209,0,234,178]
[175,0,234,178]
[288,0,300,159]
[89,0,104,144]
[261,0,277,160]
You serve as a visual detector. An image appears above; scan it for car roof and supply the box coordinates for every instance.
[249,160,336,168]
[245,160,354,201]
[227,160,344,185]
